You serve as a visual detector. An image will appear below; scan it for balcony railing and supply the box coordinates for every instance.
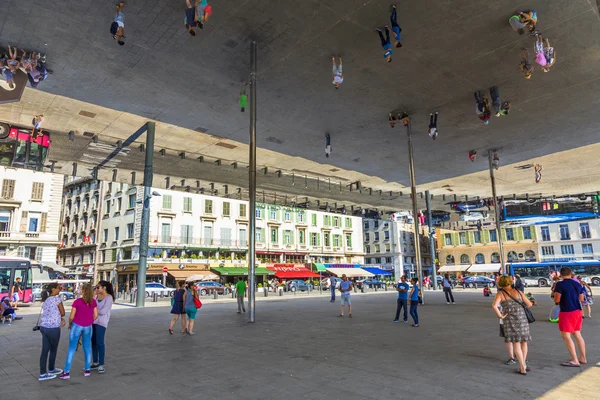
[0,232,10,238]
[149,236,246,248]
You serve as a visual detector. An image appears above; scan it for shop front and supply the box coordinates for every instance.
[267,264,320,280]
[210,264,273,285]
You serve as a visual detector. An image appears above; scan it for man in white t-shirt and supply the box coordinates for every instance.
[325,132,331,158]
[331,56,343,89]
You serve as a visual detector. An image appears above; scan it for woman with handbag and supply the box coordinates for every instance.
[182,281,200,335]
[38,283,66,381]
[492,276,533,375]
[169,280,187,334]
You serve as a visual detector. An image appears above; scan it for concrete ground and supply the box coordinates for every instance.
[0,288,598,400]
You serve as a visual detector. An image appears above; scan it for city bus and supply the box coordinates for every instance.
[502,198,597,223]
[508,260,600,287]
[0,124,51,171]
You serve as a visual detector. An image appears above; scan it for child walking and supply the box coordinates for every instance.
[428,112,438,140]
[375,26,393,63]
[331,56,343,89]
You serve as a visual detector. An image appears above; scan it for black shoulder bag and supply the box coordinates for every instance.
[502,289,535,323]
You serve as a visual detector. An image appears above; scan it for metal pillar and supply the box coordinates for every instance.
[406,118,424,296]
[248,41,257,322]
[488,149,506,275]
[425,190,438,290]
[136,122,155,307]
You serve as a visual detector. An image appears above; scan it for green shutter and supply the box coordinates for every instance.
[452,233,459,245]
[483,230,490,243]
[347,234,352,247]
[466,232,472,245]
[529,227,536,240]
[501,229,507,242]
[516,228,524,241]
[290,230,294,244]
[276,209,281,221]
[312,214,317,226]
[260,228,265,243]
[317,233,321,246]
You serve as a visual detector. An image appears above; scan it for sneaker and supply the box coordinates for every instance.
[48,368,63,375]
[504,358,517,365]
[58,372,70,380]
[39,373,57,381]
[83,370,91,377]
[392,319,399,323]
[447,302,450,304]
[90,364,99,370]
[403,320,408,323]
[98,366,105,374]
[338,314,344,317]
[452,302,456,304]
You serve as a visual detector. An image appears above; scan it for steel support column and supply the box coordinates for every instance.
[425,190,438,290]
[406,117,424,296]
[248,41,257,322]
[488,150,506,275]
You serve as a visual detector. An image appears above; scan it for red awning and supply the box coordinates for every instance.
[267,265,320,278]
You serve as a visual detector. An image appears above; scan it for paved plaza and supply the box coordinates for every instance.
[1,289,598,400]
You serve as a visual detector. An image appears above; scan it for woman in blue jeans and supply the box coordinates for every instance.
[91,281,114,374]
[409,278,421,327]
[59,284,98,379]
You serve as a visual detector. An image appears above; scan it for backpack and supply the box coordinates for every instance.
[110,21,119,36]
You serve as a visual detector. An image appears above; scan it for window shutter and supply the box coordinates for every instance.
[530,227,536,240]
[40,213,47,232]
[452,233,459,245]
[17,246,25,257]
[37,247,43,260]
[260,228,265,243]
[482,230,490,243]
[2,179,15,199]
[317,233,321,246]
[501,229,507,242]
[347,234,352,247]
[516,228,524,241]
[290,230,294,244]
[20,211,28,232]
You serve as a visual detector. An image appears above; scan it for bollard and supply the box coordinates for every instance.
[129,292,134,303]
[279,288,283,296]
[538,281,542,288]
[375,285,378,292]
[319,284,322,294]
[152,292,158,302]
[463,283,466,289]
[361,286,365,293]
[385,284,388,292]
[213,289,218,299]
[231,289,235,299]
[307,285,311,295]
[263,287,268,297]
[354,285,357,293]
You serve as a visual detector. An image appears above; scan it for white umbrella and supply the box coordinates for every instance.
[186,274,219,282]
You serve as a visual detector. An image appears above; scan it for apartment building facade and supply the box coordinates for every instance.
[535,218,600,261]
[0,167,62,263]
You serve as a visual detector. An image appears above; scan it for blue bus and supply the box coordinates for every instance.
[508,260,600,287]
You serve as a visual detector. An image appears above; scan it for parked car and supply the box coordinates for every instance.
[426,210,450,226]
[447,200,487,212]
[134,282,176,298]
[196,281,231,296]
[459,211,489,222]
[32,286,75,302]
[356,279,385,289]
[320,277,341,290]
[460,276,495,288]
[287,280,314,292]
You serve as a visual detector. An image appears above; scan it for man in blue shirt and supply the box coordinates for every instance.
[338,275,353,318]
[375,26,393,63]
[390,5,403,48]
[393,276,410,323]
[554,267,587,367]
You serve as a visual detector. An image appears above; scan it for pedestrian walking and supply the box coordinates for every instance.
[9,277,22,309]
[392,276,410,323]
[182,282,199,334]
[325,132,332,158]
[390,5,403,48]
[239,81,248,112]
[534,33,547,67]
[32,115,43,139]
[375,26,393,63]
[519,10,537,32]
[38,283,66,381]
[428,112,439,140]
[442,274,455,304]
[59,284,98,380]
[388,112,398,128]
[235,277,246,313]
[329,276,336,302]
[508,13,527,35]
[519,48,533,79]
[578,278,593,318]
[542,37,556,72]
[110,2,126,46]
[535,164,542,183]
[489,86,503,116]
[492,276,533,375]
[474,90,491,124]
[408,278,421,327]
[331,55,343,89]
[90,281,114,374]
[492,151,500,170]
[184,0,201,36]
[338,274,353,318]
[554,267,587,367]
[196,0,212,29]
[468,150,477,162]
[514,274,525,292]
[169,281,186,334]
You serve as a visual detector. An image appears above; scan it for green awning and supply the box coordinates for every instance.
[211,267,273,276]
[312,263,326,272]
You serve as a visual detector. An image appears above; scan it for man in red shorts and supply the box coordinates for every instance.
[553,267,587,367]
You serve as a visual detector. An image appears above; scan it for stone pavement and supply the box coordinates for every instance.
[0,289,598,400]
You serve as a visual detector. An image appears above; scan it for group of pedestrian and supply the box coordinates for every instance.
[511,11,557,78]
[169,280,201,335]
[473,87,510,125]
[38,281,114,381]
[0,45,48,89]
[184,0,212,36]
[391,276,421,326]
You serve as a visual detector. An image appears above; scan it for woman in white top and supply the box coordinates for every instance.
[38,283,66,381]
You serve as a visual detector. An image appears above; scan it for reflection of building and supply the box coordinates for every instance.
[0,167,62,263]
[534,218,600,261]
[363,212,434,278]
[437,226,538,270]
[57,177,104,279]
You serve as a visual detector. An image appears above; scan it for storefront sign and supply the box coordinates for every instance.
[270,264,306,272]
[325,264,359,269]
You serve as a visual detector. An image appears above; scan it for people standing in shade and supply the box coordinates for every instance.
[468,150,477,162]
[331,55,343,89]
[428,112,439,140]
[514,275,525,293]
[235,277,246,314]
[390,5,403,48]
[492,276,532,375]
[443,274,455,304]
[182,282,199,335]
[38,283,66,381]
[578,278,593,318]
[169,280,187,334]
[535,164,542,183]
[239,81,248,112]
[111,2,126,46]
[338,274,353,318]
[393,276,410,323]
[325,132,332,158]
[91,281,114,374]
[375,26,393,63]
[542,38,556,72]
[474,90,491,124]
[184,0,200,36]
[59,284,98,380]
[508,13,527,35]
[519,48,533,79]
[408,278,421,327]
[554,267,587,367]
[329,276,336,302]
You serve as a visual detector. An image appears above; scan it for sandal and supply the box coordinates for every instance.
[560,362,580,367]
[169,328,174,335]
[515,369,527,375]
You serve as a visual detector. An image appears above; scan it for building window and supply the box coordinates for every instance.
[205,200,213,214]
[284,210,291,221]
[298,230,305,244]
[103,229,108,242]
[374,220,379,228]
[475,253,485,264]
[31,182,44,200]
[239,204,247,218]
[105,200,111,215]
[385,244,391,252]
[374,232,380,241]
[580,223,591,239]
[365,233,370,241]
[324,232,331,247]
[128,194,136,209]
[541,226,550,241]
[298,212,305,223]
[312,214,317,226]
[180,225,193,244]
[28,212,40,232]
[256,207,262,219]
[444,234,452,246]
[311,233,318,246]
[333,234,340,247]
[374,244,380,252]
[127,223,134,239]
[122,247,132,260]
[183,197,192,212]
[446,255,455,265]
[525,250,536,261]
[284,230,291,244]
[460,254,469,264]
[507,251,518,262]
[256,229,262,243]
[386,257,392,264]
[270,228,278,243]
[374,257,381,264]
[100,250,106,263]
[114,227,119,241]
[459,232,466,244]
[333,217,340,227]
[221,228,232,246]
[239,229,247,247]
[364,221,369,230]
[559,225,570,240]
[541,246,554,256]
[1,179,15,199]
[522,226,532,240]
[0,211,10,232]
[491,252,500,263]
[346,234,352,248]
[161,223,171,243]
[162,194,172,210]
[582,243,594,254]
[505,228,514,241]
[561,245,575,255]
[345,218,352,228]
[270,208,277,220]
[222,202,230,217]
[473,231,481,243]
[365,245,371,254]
[489,230,497,242]
[111,249,117,262]
[384,231,390,240]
